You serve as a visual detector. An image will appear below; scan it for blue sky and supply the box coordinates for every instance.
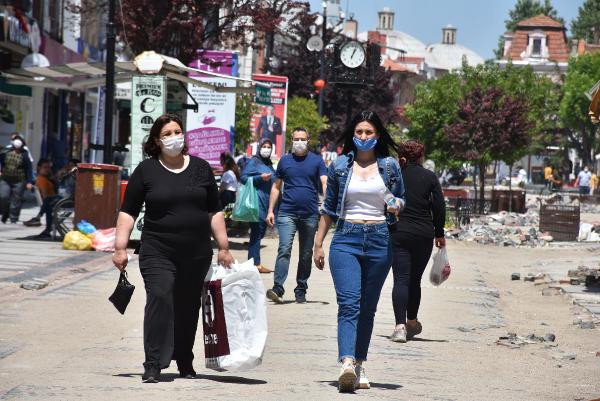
[307,0,585,60]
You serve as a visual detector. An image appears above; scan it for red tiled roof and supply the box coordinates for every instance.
[516,14,565,29]
[383,59,410,72]
[504,19,569,62]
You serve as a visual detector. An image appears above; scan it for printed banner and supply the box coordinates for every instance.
[129,75,166,240]
[186,50,238,167]
[249,74,288,158]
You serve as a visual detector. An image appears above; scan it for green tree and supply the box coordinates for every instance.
[559,53,600,166]
[571,0,600,44]
[285,97,328,149]
[405,62,560,168]
[495,0,564,59]
[234,93,259,150]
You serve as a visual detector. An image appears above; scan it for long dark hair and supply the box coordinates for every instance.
[222,154,240,180]
[143,114,188,158]
[339,110,400,157]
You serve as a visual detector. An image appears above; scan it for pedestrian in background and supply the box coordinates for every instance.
[313,111,405,392]
[0,134,34,223]
[265,127,327,304]
[240,138,275,274]
[590,170,598,195]
[113,114,233,383]
[26,159,61,238]
[576,166,592,195]
[390,140,445,343]
[219,153,240,208]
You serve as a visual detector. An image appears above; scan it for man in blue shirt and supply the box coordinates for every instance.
[266,127,328,303]
[576,166,592,195]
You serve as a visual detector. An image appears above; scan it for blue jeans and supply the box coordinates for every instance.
[0,179,26,223]
[273,212,319,297]
[248,221,268,266]
[329,220,391,362]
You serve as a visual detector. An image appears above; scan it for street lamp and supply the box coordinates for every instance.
[103,0,116,164]
[318,2,327,116]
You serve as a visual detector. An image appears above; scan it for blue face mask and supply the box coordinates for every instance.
[353,137,378,152]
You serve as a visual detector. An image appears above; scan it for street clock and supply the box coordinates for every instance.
[340,41,366,68]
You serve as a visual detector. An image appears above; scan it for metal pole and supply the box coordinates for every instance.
[103,0,116,164]
[318,4,327,116]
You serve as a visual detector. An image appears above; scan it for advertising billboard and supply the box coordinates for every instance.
[250,74,288,159]
[186,50,238,167]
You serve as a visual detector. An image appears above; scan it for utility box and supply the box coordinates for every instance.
[74,163,121,229]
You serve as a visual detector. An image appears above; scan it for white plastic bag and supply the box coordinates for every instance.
[202,259,267,371]
[429,248,451,286]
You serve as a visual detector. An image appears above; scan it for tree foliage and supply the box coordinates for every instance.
[69,0,311,64]
[559,52,600,166]
[404,62,560,166]
[571,0,600,43]
[445,86,531,201]
[495,0,564,59]
[234,93,259,150]
[285,97,328,149]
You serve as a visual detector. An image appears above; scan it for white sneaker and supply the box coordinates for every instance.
[338,361,357,392]
[355,364,370,389]
[390,324,407,343]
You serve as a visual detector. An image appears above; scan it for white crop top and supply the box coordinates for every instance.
[342,173,387,221]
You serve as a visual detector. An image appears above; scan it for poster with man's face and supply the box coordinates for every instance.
[249,74,288,159]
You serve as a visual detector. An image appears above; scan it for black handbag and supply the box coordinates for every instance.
[108,271,135,314]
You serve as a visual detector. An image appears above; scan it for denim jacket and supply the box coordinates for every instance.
[321,152,405,225]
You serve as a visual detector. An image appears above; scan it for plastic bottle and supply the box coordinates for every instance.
[381,186,397,208]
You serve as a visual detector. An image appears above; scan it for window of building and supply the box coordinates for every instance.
[532,39,542,56]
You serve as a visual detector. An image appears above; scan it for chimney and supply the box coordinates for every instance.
[343,17,358,40]
[442,24,456,45]
[378,7,394,31]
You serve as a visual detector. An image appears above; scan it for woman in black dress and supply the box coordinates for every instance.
[113,114,233,383]
[390,140,446,343]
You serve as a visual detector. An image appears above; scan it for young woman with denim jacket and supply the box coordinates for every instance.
[313,111,405,392]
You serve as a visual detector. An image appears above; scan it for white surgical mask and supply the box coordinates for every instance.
[160,135,185,157]
[260,147,272,158]
[11,139,23,149]
[292,140,308,155]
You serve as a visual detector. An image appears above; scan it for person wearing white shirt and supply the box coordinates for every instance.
[576,166,592,196]
[219,155,240,207]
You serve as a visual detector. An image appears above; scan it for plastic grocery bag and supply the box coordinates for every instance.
[429,248,451,286]
[232,180,259,222]
[77,220,97,235]
[92,228,116,252]
[202,259,267,371]
[63,230,93,251]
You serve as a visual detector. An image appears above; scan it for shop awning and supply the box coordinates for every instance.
[0,51,269,94]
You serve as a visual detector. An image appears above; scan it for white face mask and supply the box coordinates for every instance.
[292,140,308,155]
[11,139,23,149]
[160,135,185,157]
[259,147,272,158]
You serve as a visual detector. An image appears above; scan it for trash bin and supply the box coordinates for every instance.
[74,163,122,229]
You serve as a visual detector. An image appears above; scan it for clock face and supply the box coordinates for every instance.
[340,42,366,68]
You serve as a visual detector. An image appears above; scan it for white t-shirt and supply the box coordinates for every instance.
[342,173,387,221]
[221,170,239,192]
[578,170,592,187]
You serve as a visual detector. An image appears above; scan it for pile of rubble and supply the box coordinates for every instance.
[567,265,600,287]
[446,210,554,247]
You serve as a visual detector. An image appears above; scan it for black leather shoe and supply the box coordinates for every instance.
[177,361,196,378]
[142,367,160,383]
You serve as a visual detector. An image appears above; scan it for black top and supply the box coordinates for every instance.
[120,156,221,254]
[392,163,445,239]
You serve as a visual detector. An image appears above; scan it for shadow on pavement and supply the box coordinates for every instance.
[15,235,59,242]
[376,335,448,343]
[318,380,402,390]
[113,373,266,385]
[268,300,330,305]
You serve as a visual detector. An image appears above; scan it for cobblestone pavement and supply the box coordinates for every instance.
[0,227,599,400]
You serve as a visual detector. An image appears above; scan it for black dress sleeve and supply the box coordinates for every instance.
[120,162,145,219]
[204,161,222,214]
[430,174,446,238]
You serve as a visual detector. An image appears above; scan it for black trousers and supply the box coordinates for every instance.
[139,240,211,370]
[391,235,434,325]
